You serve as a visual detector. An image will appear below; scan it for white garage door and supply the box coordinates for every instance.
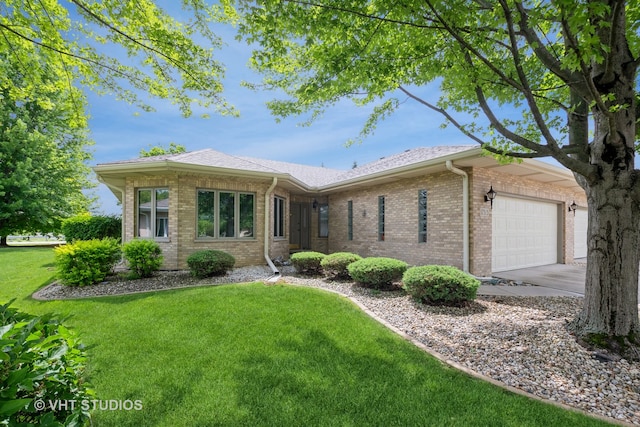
[573,208,588,259]
[492,196,559,272]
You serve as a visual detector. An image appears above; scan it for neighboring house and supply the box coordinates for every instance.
[94,145,588,277]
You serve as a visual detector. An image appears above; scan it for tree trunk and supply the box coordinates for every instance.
[570,181,640,339]
[0,236,6,247]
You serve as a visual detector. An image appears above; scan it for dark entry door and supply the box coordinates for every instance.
[290,202,310,249]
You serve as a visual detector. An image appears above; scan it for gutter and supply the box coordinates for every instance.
[445,161,469,273]
[264,177,280,275]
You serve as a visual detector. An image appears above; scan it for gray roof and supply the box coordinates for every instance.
[98,145,479,188]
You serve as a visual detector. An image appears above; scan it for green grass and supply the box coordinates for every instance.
[0,247,611,426]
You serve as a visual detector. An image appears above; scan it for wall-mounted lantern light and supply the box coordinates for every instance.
[484,185,497,209]
[312,199,318,211]
[568,201,578,216]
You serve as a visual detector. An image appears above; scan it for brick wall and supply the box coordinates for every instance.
[123,173,291,270]
[325,172,465,269]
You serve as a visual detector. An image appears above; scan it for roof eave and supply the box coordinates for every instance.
[317,147,484,192]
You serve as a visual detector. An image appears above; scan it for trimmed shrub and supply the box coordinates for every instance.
[187,250,236,278]
[0,301,94,426]
[61,214,122,242]
[347,257,408,289]
[54,238,121,286]
[402,265,480,305]
[122,239,164,278]
[321,252,362,279]
[290,251,326,275]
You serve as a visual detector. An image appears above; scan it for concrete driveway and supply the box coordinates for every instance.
[482,262,640,297]
[488,264,587,296]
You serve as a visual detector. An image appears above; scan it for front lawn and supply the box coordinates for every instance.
[0,247,611,426]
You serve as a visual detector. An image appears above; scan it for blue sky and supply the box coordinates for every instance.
[87,22,476,215]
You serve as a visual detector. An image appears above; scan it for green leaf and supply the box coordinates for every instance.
[0,398,32,417]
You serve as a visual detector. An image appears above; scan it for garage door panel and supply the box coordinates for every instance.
[574,209,588,259]
[492,196,559,272]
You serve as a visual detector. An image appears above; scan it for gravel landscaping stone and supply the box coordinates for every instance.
[34,266,640,425]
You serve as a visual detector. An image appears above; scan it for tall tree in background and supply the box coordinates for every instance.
[0,61,93,246]
[140,143,187,157]
[229,0,640,354]
[0,1,235,238]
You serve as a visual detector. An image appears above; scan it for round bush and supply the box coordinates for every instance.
[122,239,164,278]
[402,265,480,305]
[290,251,326,275]
[54,238,121,286]
[320,252,362,279]
[187,250,236,278]
[347,257,408,289]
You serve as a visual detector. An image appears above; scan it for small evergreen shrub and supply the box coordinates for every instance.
[187,250,236,278]
[290,251,326,275]
[122,239,164,278]
[54,238,121,286]
[0,301,94,426]
[321,252,362,279]
[347,257,408,289]
[402,265,480,305]
[61,214,122,242]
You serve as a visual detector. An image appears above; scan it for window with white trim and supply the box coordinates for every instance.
[196,190,255,239]
[137,188,169,239]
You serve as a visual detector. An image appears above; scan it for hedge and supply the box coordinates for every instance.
[402,265,480,305]
[347,257,408,289]
[187,250,236,278]
[61,214,121,242]
[320,252,362,279]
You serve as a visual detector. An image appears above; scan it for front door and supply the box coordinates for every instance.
[290,202,310,249]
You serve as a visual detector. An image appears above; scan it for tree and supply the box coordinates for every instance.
[0,60,93,246]
[229,1,640,355]
[140,142,187,157]
[0,1,235,243]
[0,0,235,118]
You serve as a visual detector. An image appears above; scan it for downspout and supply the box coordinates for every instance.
[445,161,469,273]
[264,177,280,275]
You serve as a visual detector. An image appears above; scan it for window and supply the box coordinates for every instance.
[419,189,428,243]
[274,196,285,238]
[137,188,169,239]
[378,196,385,241]
[219,192,235,237]
[196,190,255,239]
[318,204,329,237]
[347,200,353,241]
[197,190,215,237]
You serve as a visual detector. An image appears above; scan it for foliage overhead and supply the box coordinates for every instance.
[0,0,235,118]
[229,0,639,166]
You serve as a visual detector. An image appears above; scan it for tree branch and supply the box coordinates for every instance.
[397,85,488,146]
[498,0,563,153]
[0,23,146,86]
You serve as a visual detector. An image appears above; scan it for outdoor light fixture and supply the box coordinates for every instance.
[484,185,497,209]
[568,201,578,215]
[312,199,318,211]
